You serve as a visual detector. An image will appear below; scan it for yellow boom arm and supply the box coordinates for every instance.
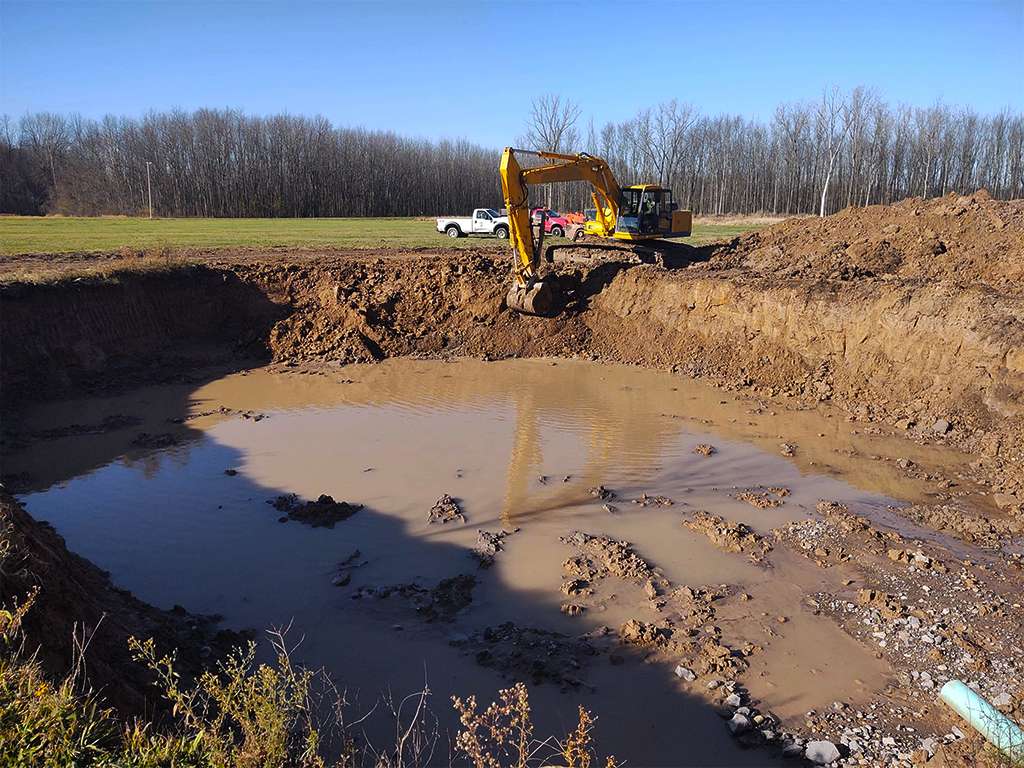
[499,147,622,289]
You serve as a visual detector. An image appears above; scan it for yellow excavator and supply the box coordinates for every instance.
[499,147,693,315]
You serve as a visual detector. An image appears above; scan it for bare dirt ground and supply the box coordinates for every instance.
[2,192,1023,765]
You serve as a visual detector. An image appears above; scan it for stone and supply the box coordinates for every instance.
[782,742,804,758]
[724,692,742,708]
[932,419,951,434]
[993,493,1021,511]
[805,740,841,764]
[674,665,696,682]
[727,713,751,734]
[991,691,1013,707]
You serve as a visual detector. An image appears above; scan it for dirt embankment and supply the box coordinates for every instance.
[0,266,283,406]
[0,492,243,713]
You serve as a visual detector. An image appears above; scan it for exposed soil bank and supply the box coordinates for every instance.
[1,265,283,405]
[0,491,242,713]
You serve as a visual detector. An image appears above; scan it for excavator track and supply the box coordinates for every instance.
[545,237,695,268]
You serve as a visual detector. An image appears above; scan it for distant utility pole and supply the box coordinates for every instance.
[145,161,153,219]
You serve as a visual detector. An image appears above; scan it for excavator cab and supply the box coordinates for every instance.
[614,186,692,240]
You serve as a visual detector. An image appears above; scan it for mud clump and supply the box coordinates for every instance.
[427,493,464,524]
[683,510,772,563]
[354,574,475,623]
[735,488,788,509]
[269,493,363,528]
[560,531,667,594]
[619,618,672,647]
[451,622,596,689]
[587,485,616,501]
[631,492,674,508]
[472,528,516,567]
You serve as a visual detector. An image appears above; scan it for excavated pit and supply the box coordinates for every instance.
[3,194,1024,765]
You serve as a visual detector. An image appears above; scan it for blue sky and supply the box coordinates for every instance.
[1,0,1021,147]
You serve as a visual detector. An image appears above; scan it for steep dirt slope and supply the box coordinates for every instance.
[0,492,242,714]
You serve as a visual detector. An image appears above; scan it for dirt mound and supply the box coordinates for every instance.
[712,191,1024,292]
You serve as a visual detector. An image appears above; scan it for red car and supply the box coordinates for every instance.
[529,207,570,238]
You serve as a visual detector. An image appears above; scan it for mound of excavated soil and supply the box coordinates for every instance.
[711,191,1024,292]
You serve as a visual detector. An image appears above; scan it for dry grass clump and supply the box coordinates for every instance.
[453,682,618,768]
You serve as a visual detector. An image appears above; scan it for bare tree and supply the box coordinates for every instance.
[815,87,855,217]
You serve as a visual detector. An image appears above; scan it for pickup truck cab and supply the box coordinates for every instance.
[436,208,509,239]
[530,208,570,238]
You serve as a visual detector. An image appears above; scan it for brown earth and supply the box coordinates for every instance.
[708,191,1024,291]
[2,194,1023,738]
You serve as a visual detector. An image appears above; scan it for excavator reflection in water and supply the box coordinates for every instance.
[491,367,679,530]
[499,147,693,316]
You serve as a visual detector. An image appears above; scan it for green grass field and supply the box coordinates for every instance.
[0,216,770,256]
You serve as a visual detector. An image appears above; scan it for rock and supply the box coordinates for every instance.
[724,692,742,708]
[674,665,696,682]
[991,691,1013,707]
[993,493,1021,510]
[932,419,951,434]
[727,713,751,734]
[782,742,804,758]
[224,468,238,476]
[805,740,841,764]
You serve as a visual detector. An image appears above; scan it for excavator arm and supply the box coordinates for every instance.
[499,147,623,315]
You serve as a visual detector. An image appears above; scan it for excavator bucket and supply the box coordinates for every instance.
[506,277,562,317]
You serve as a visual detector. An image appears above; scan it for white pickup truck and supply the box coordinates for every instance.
[436,208,510,240]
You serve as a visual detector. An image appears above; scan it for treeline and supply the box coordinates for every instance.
[1,111,499,217]
[2,89,1022,218]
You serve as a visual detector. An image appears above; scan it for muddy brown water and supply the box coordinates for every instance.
[11,359,975,765]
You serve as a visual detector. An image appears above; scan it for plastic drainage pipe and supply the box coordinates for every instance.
[940,680,1024,762]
